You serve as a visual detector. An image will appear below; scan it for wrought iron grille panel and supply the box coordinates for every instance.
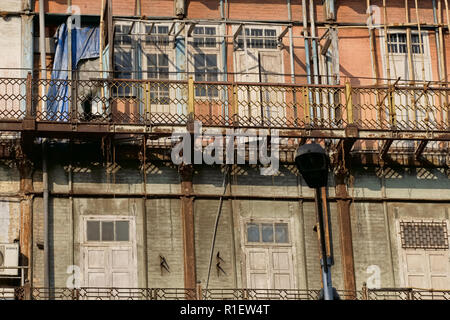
[0,76,449,134]
[6,287,450,300]
[400,221,449,250]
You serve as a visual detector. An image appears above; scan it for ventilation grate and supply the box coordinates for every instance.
[400,221,449,250]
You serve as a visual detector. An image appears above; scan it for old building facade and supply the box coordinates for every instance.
[0,0,449,300]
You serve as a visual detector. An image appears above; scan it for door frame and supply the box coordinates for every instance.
[240,217,298,290]
[80,215,138,288]
[395,219,450,289]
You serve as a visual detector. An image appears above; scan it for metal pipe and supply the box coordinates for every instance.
[67,1,72,117]
[26,190,450,203]
[287,0,296,84]
[315,187,333,300]
[39,0,50,292]
[309,0,320,84]
[415,0,426,82]
[367,0,379,84]
[302,0,312,85]
[433,0,445,82]
[220,0,229,120]
[382,0,391,83]
[39,0,46,109]
[42,140,49,290]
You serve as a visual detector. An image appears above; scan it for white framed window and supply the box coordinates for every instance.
[113,23,135,97]
[193,53,219,97]
[114,24,132,46]
[191,26,217,48]
[236,27,278,50]
[144,53,170,105]
[387,32,424,55]
[245,221,290,245]
[86,219,131,243]
[188,25,221,99]
[144,25,170,47]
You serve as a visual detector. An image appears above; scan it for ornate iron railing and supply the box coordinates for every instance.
[4,286,449,300]
[0,74,448,132]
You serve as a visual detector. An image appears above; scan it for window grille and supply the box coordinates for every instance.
[400,221,449,250]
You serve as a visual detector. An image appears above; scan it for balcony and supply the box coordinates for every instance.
[0,74,448,160]
[3,286,450,300]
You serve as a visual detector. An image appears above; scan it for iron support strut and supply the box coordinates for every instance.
[315,187,334,300]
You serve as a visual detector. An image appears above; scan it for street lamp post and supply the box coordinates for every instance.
[295,143,334,300]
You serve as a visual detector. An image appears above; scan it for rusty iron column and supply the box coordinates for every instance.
[17,137,34,288]
[179,164,197,293]
[335,173,356,298]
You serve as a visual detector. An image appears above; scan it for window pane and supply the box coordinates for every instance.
[205,27,216,35]
[87,221,100,241]
[159,54,169,67]
[247,223,260,242]
[194,27,204,35]
[158,26,169,34]
[206,54,217,67]
[194,54,205,68]
[116,221,130,241]
[251,29,263,37]
[262,224,274,242]
[275,223,289,243]
[388,33,397,42]
[101,221,114,241]
[147,54,157,67]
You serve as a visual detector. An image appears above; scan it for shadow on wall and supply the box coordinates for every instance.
[1,142,448,191]
[352,166,450,192]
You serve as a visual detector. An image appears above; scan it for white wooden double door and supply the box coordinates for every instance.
[245,247,295,289]
[401,249,450,290]
[83,246,136,288]
[81,216,137,288]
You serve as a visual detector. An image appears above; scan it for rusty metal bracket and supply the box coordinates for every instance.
[414,140,428,159]
[379,140,393,160]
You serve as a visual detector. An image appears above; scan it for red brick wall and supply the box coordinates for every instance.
[34,0,450,83]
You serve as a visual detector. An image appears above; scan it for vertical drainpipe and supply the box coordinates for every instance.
[302,0,312,85]
[39,0,50,291]
[287,0,295,84]
[135,1,143,113]
[21,1,34,113]
[309,0,319,85]
[175,23,186,115]
[302,0,314,121]
[433,0,444,82]
[220,0,229,120]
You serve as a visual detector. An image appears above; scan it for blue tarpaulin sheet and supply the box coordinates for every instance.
[47,23,100,116]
